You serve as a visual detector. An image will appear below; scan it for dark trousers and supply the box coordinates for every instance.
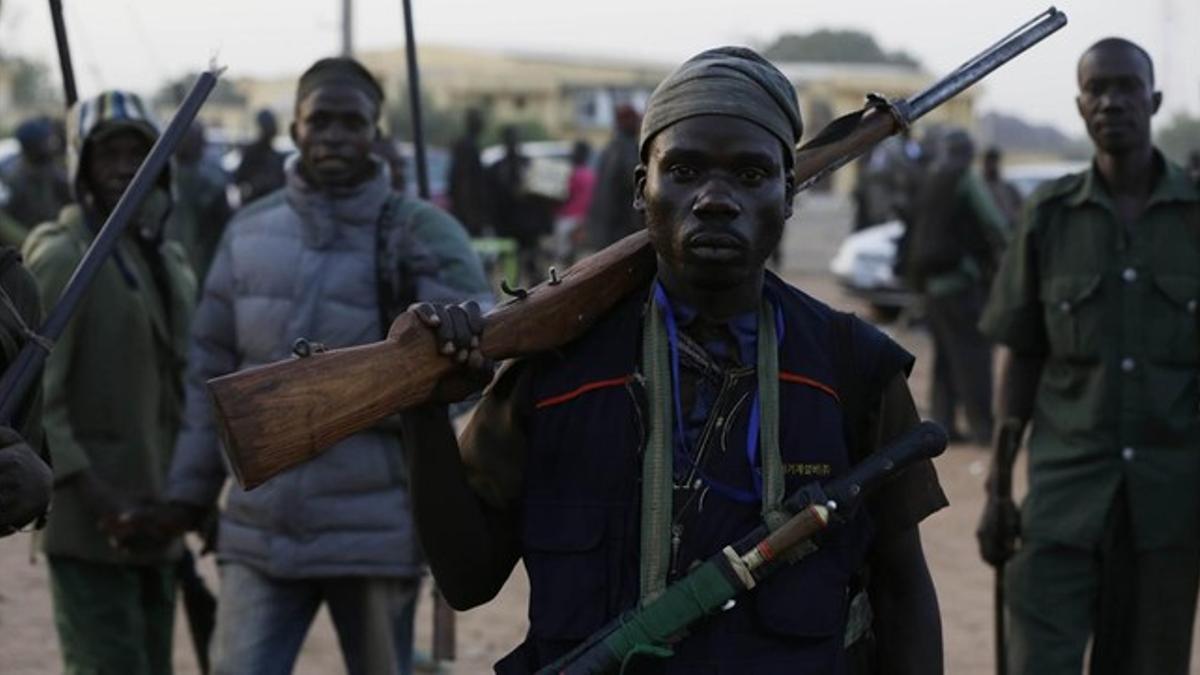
[1007,490,1200,674]
[924,286,993,443]
[49,556,176,675]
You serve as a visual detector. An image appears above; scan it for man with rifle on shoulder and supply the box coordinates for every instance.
[23,90,197,675]
[402,47,947,674]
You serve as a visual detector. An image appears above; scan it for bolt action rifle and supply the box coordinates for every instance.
[209,8,1067,490]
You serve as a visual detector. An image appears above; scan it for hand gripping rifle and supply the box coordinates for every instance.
[540,421,948,675]
[209,8,1067,490]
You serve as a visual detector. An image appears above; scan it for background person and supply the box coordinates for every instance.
[154,57,491,675]
[233,108,286,206]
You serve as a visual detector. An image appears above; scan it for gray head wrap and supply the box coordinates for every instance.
[639,46,802,163]
[297,57,384,108]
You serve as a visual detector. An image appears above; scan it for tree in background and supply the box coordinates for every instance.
[387,90,463,148]
[1156,113,1200,165]
[0,1,60,122]
[762,29,921,68]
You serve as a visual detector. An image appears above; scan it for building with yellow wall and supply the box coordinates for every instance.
[211,45,977,194]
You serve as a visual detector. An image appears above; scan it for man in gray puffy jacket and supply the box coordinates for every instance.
[154,57,491,675]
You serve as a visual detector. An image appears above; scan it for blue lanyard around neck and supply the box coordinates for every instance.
[651,281,784,505]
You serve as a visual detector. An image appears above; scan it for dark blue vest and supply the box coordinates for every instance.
[498,273,912,675]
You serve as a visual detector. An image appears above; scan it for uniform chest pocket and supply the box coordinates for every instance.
[1040,275,1103,361]
[1147,274,1200,366]
[522,504,613,641]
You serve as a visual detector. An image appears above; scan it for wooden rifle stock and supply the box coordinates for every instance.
[211,107,912,489]
[210,232,657,488]
[213,0,1071,488]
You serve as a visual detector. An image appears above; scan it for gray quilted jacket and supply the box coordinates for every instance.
[166,158,490,578]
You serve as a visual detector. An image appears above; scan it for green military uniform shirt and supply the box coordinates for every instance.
[923,170,1010,297]
[24,205,196,564]
[980,152,1200,550]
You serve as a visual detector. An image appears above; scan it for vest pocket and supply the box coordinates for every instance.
[522,503,611,641]
[753,551,850,638]
[1040,275,1102,361]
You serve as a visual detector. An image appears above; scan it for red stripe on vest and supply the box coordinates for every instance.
[535,375,635,409]
[779,371,840,403]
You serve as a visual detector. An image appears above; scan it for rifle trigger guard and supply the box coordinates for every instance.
[864,92,913,132]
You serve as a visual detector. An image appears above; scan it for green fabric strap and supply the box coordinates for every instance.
[640,297,675,601]
[639,296,785,603]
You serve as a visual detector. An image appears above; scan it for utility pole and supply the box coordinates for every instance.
[341,0,353,57]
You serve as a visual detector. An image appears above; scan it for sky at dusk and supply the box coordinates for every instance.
[2,0,1197,136]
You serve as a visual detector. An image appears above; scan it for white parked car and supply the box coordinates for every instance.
[829,161,1087,322]
[829,219,911,322]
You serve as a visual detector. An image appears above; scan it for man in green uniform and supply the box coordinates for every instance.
[978,38,1200,674]
[23,90,196,675]
[905,129,1008,445]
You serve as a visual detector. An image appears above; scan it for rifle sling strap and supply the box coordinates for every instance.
[374,194,430,338]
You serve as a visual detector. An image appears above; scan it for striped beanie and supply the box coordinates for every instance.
[66,90,162,201]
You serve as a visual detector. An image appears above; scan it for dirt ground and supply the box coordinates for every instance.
[2,271,1198,674]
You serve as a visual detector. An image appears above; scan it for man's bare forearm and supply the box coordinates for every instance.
[989,348,1043,486]
[995,347,1043,430]
[403,404,519,610]
[870,526,943,674]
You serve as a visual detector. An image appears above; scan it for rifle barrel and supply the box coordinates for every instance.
[0,68,222,423]
[793,7,1066,194]
[907,7,1067,120]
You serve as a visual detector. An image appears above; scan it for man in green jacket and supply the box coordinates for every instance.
[978,39,1200,673]
[23,90,196,675]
